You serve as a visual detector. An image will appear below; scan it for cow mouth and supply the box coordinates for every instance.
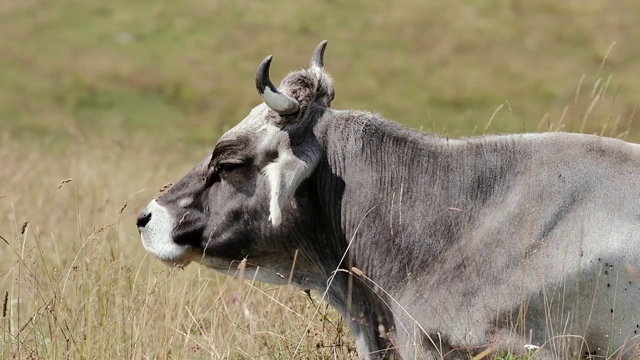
[155,245,202,268]
[172,227,205,247]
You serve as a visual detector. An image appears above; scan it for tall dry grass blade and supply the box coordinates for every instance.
[590,78,602,100]
[556,106,569,132]
[617,104,639,140]
[470,346,494,360]
[598,41,617,75]
[574,74,585,105]
[610,115,622,138]
[579,93,602,133]
[536,113,549,132]
[484,103,504,133]
[287,249,299,285]
[599,116,612,137]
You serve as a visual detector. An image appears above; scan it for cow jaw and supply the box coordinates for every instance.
[197,256,292,285]
[140,199,192,266]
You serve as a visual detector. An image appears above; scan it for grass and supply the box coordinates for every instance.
[1,0,640,358]
[0,139,355,359]
[2,0,640,146]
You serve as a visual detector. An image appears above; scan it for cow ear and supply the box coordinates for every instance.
[262,147,320,227]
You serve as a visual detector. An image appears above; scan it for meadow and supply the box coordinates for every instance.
[1,0,640,358]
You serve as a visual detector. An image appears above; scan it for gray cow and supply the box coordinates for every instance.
[137,41,640,359]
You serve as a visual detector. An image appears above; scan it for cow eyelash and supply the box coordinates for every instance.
[217,162,243,173]
[204,159,245,185]
[212,161,243,179]
[203,166,217,186]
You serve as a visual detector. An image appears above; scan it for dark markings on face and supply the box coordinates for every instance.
[206,138,254,185]
[210,138,251,167]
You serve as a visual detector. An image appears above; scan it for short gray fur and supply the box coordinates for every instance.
[138,41,640,360]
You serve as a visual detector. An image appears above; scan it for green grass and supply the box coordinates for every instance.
[2,0,640,358]
[493,351,535,360]
[1,0,639,149]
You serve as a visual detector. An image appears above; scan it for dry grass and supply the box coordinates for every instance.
[1,0,640,145]
[2,0,640,359]
[0,137,355,359]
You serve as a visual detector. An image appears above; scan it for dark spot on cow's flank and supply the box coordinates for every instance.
[539,190,580,240]
[558,173,567,184]
[586,143,612,159]
[468,171,497,205]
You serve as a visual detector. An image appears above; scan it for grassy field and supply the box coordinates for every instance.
[1,0,640,358]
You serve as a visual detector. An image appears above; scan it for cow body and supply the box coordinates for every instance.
[137,42,640,359]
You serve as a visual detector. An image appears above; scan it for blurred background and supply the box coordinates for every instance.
[1,0,639,358]
[2,0,639,148]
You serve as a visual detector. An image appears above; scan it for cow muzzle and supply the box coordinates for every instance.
[137,199,192,266]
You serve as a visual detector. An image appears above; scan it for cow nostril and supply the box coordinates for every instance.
[137,210,152,228]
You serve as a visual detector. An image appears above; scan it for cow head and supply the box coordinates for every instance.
[137,41,336,285]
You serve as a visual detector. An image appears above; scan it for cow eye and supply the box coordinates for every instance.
[218,161,243,173]
[204,159,245,186]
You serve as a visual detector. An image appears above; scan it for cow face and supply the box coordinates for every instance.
[137,42,334,284]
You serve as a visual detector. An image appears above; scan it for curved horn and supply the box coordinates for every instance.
[309,40,328,69]
[255,55,300,115]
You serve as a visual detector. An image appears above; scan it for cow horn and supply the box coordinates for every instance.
[255,55,300,115]
[309,40,328,69]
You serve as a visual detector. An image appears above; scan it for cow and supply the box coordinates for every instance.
[137,41,640,359]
